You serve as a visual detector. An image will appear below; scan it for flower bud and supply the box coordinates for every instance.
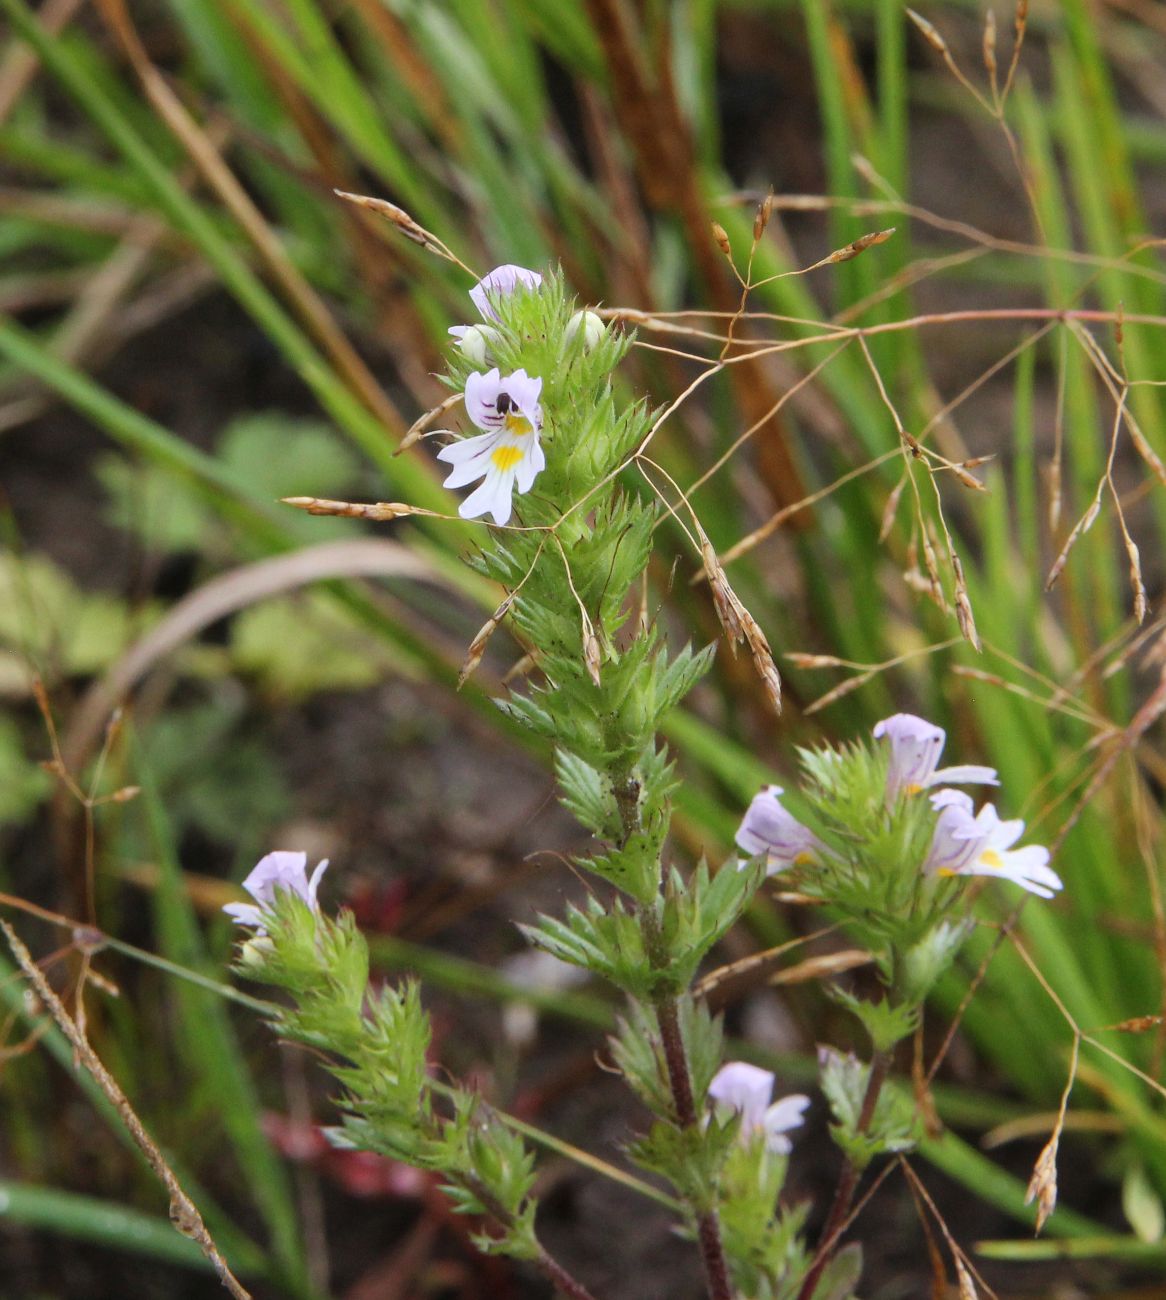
[565,309,605,350]
[454,323,498,366]
[239,935,276,970]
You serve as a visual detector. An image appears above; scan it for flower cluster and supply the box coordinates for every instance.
[735,712,1061,900]
[438,266,547,526]
[708,1061,809,1156]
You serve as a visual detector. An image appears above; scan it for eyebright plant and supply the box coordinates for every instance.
[225,263,1061,1300]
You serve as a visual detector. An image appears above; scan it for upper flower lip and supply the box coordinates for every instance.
[463,367,542,433]
[468,265,543,322]
[874,712,998,799]
[223,850,329,931]
[735,785,821,875]
[707,1061,809,1155]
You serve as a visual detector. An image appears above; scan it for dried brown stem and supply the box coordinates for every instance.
[1,919,251,1299]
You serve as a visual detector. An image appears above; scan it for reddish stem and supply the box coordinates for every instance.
[795,1050,892,1300]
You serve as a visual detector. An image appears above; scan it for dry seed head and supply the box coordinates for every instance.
[502,651,537,685]
[459,593,514,689]
[784,652,848,669]
[907,8,949,55]
[952,554,981,651]
[830,227,896,265]
[955,1258,979,1300]
[805,670,876,715]
[767,949,869,986]
[335,189,438,252]
[1125,536,1147,624]
[742,608,782,712]
[951,465,986,492]
[753,189,775,242]
[400,392,462,454]
[109,785,141,804]
[1025,1131,1060,1233]
[582,612,603,687]
[710,221,732,258]
[983,8,998,83]
[879,477,906,542]
[1108,1014,1165,1033]
[282,496,420,521]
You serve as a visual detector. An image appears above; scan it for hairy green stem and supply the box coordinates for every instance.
[796,1048,892,1300]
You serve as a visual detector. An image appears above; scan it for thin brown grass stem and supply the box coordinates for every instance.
[1,919,252,1299]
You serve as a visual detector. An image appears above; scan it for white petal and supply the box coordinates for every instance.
[930,764,999,787]
[307,858,330,908]
[513,438,544,494]
[708,1061,774,1131]
[222,901,265,928]
[470,265,542,321]
[460,470,515,525]
[438,432,501,487]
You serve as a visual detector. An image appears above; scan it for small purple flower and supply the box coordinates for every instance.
[468,264,543,322]
[708,1061,810,1155]
[873,713,998,801]
[437,367,545,525]
[924,790,1062,899]
[735,785,821,876]
[223,851,329,932]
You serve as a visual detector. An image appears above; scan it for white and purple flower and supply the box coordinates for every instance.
[437,367,545,525]
[708,1061,810,1155]
[223,850,329,932]
[735,785,821,876]
[467,264,542,321]
[449,264,543,361]
[924,789,1062,899]
[873,713,998,801]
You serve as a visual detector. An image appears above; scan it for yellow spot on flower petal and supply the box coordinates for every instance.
[794,851,815,866]
[491,445,524,472]
[504,413,532,436]
[979,849,1003,870]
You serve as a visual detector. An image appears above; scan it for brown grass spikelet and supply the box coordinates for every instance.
[955,1257,979,1299]
[1045,498,1100,591]
[1104,1014,1166,1034]
[700,532,745,650]
[698,528,781,710]
[952,554,981,651]
[906,8,949,56]
[829,227,896,265]
[581,610,603,688]
[982,8,998,92]
[502,652,538,685]
[399,392,462,455]
[281,496,434,522]
[459,593,515,689]
[335,189,438,251]
[753,187,775,243]
[710,220,732,258]
[784,652,848,670]
[1025,1129,1060,1232]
